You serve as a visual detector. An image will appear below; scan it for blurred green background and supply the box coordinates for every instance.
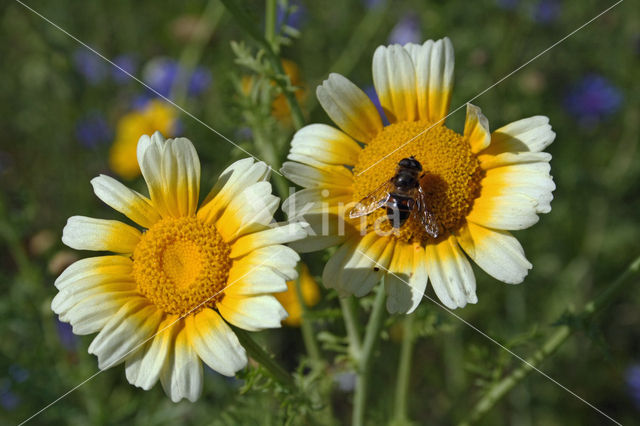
[1,0,639,424]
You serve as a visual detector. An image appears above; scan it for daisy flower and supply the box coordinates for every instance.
[282,37,555,314]
[53,132,307,402]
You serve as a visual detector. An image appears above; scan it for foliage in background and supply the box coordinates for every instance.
[0,0,638,424]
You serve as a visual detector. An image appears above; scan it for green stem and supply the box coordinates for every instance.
[220,0,305,130]
[393,313,415,425]
[340,296,363,360]
[294,268,322,364]
[459,254,640,426]
[264,0,276,49]
[251,121,290,198]
[233,327,296,391]
[353,284,387,426]
[170,0,224,105]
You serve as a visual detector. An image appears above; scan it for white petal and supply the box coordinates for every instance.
[62,290,139,335]
[216,181,279,242]
[126,315,178,390]
[404,37,455,123]
[316,73,383,142]
[230,222,309,258]
[91,175,161,229]
[52,281,135,316]
[62,216,141,254]
[456,222,532,284]
[139,136,201,218]
[289,124,362,167]
[467,194,540,230]
[386,243,428,314]
[323,233,395,297]
[425,235,477,309]
[160,324,203,402]
[464,103,491,153]
[372,45,418,123]
[484,116,556,155]
[218,294,287,331]
[234,245,300,282]
[478,151,552,170]
[186,310,247,376]
[480,163,556,214]
[88,298,164,369]
[280,161,354,189]
[54,255,132,291]
[136,131,165,168]
[198,158,270,225]
[226,261,290,296]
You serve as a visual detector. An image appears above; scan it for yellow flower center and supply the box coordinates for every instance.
[352,121,484,244]
[132,217,231,315]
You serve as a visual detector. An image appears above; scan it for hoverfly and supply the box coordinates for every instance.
[349,156,440,238]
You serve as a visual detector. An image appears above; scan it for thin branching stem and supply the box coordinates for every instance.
[221,0,305,130]
[233,327,296,391]
[459,254,640,426]
[294,267,322,365]
[393,313,416,424]
[353,284,387,426]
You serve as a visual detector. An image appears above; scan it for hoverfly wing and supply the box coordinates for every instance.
[348,180,394,218]
[416,186,440,238]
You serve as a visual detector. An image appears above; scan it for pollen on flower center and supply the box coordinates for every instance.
[133,216,231,315]
[352,121,484,244]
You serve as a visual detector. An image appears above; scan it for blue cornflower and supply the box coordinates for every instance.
[143,58,211,98]
[188,66,212,96]
[388,13,421,45]
[112,54,138,84]
[564,74,623,124]
[496,0,519,10]
[143,58,180,98]
[627,365,640,409]
[533,0,561,24]
[75,113,112,149]
[0,380,19,410]
[276,0,306,31]
[73,49,108,84]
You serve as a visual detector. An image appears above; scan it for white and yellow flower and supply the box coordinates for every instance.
[53,132,306,401]
[281,37,555,314]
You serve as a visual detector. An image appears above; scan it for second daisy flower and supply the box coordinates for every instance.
[282,37,555,314]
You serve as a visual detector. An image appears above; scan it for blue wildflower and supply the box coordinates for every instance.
[362,0,386,10]
[0,380,19,410]
[564,74,623,124]
[533,0,560,24]
[188,67,212,96]
[496,0,519,10]
[143,58,211,98]
[8,366,29,384]
[627,365,640,409]
[73,49,108,84]
[388,13,421,45]
[75,113,112,149]
[143,58,180,98]
[276,0,306,31]
[112,54,138,84]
